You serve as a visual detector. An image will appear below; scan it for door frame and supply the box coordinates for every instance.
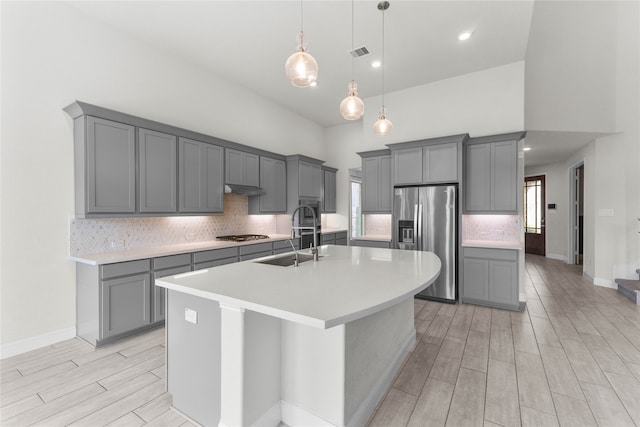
[568,161,584,265]
[524,174,546,256]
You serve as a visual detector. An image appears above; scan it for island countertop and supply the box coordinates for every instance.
[156,245,441,329]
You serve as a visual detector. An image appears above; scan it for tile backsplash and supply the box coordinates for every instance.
[462,215,521,242]
[364,214,392,236]
[70,194,278,255]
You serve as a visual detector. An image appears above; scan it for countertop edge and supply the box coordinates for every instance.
[461,240,523,250]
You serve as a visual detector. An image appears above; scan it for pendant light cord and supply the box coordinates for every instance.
[300,0,304,35]
[351,0,355,80]
[382,5,385,108]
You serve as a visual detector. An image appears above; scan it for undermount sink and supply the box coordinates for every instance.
[255,253,321,267]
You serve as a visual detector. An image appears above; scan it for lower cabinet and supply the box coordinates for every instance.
[350,239,392,249]
[321,231,348,246]
[462,247,519,310]
[101,272,152,339]
[153,256,192,323]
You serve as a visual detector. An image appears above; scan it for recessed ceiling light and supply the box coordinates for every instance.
[371,60,382,68]
[523,147,532,151]
[458,31,472,41]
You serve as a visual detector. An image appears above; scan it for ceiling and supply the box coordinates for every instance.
[70,1,601,167]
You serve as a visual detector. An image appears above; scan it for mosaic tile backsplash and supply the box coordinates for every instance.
[70,194,279,255]
[462,214,521,242]
[364,214,392,236]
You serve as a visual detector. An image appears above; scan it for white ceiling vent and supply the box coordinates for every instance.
[349,46,370,58]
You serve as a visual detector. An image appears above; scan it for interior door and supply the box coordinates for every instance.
[524,175,546,256]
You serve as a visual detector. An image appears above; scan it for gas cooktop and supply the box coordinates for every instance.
[216,234,270,242]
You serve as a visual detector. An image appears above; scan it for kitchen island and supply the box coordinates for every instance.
[156,245,441,427]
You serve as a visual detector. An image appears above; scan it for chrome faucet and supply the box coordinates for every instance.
[287,238,299,267]
[291,204,319,261]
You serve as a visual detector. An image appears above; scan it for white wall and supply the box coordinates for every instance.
[525,1,639,286]
[0,2,325,350]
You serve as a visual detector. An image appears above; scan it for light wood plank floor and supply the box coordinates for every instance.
[2,255,639,426]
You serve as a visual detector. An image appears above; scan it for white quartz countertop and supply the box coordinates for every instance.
[462,240,523,250]
[70,235,295,265]
[156,245,441,329]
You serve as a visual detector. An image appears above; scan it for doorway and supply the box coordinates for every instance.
[524,175,546,256]
[570,163,585,265]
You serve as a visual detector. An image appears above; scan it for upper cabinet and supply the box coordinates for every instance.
[463,132,525,213]
[358,150,392,214]
[286,155,324,212]
[388,134,466,186]
[83,116,136,215]
[322,166,337,214]
[248,156,287,214]
[179,138,224,213]
[225,148,259,187]
[138,128,177,213]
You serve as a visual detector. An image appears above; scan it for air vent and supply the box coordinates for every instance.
[348,46,370,58]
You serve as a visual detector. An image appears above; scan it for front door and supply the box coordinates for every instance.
[524,175,545,256]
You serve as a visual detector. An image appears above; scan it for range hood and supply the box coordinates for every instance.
[224,184,265,196]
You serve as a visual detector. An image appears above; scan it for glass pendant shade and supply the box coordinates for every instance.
[285,33,318,87]
[373,107,392,136]
[340,81,364,120]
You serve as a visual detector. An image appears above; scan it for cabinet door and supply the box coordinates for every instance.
[299,161,322,198]
[323,170,336,213]
[488,260,518,307]
[362,157,380,213]
[393,147,422,185]
[464,143,491,212]
[424,143,458,183]
[153,265,191,323]
[101,273,151,338]
[225,148,244,185]
[462,257,489,301]
[491,140,517,212]
[259,157,286,213]
[378,155,392,212]
[244,153,260,187]
[179,138,223,213]
[139,128,177,213]
[86,117,136,213]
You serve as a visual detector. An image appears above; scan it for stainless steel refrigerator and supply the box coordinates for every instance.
[392,185,457,302]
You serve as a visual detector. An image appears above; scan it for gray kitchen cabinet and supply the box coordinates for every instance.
[350,239,391,249]
[462,247,519,310]
[225,148,259,187]
[139,128,177,213]
[249,156,286,214]
[464,132,524,213]
[322,166,337,213]
[359,150,392,214]
[152,254,192,323]
[321,231,348,246]
[286,155,325,213]
[179,138,224,213]
[423,142,459,183]
[83,116,137,215]
[239,242,273,261]
[193,247,239,270]
[392,147,423,185]
[101,272,152,339]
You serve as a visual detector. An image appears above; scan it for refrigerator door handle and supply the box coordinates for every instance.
[417,204,423,251]
[413,204,419,249]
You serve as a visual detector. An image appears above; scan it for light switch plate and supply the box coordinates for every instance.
[185,308,198,324]
[598,208,614,217]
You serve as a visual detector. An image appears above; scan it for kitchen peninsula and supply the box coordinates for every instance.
[156,245,441,427]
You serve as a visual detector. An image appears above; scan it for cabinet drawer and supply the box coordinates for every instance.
[194,257,237,270]
[321,234,335,244]
[239,242,273,256]
[101,259,151,279]
[239,251,273,261]
[153,254,191,271]
[193,247,238,263]
[335,238,348,246]
[335,231,348,240]
[463,247,517,261]
[154,264,192,280]
[273,239,299,250]
[350,239,391,248]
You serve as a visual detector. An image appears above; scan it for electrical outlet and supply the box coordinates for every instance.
[185,308,198,324]
[110,239,125,249]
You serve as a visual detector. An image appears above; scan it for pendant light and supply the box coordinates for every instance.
[285,0,318,88]
[373,1,392,136]
[340,0,364,120]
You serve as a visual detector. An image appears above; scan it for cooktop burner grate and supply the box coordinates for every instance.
[216,234,270,242]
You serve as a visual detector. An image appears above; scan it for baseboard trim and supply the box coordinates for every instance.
[0,327,76,360]
[280,400,334,427]
[250,401,281,427]
[546,253,567,262]
[594,277,616,289]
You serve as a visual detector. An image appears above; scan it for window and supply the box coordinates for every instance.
[351,179,363,238]
[524,178,542,234]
